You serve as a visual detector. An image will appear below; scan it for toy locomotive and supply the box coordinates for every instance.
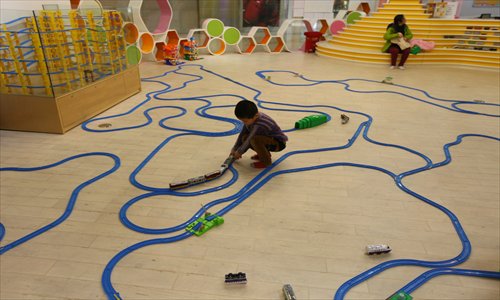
[224,272,247,284]
[365,244,391,255]
[386,291,413,300]
[169,155,235,190]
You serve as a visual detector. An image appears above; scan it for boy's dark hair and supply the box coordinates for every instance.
[234,100,258,119]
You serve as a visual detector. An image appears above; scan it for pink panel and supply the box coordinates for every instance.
[154,0,172,34]
[330,20,346,35]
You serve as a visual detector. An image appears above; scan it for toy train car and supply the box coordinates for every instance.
[224,272,247,284]
[366,244,391,255]
[169,155,234,190]
[188,175,206,185]
[204,170,222,180]
[169,180,190,190]
[220,155,235,170]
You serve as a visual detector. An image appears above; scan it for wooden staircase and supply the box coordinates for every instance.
[316,0,500,68]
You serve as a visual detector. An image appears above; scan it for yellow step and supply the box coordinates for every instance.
[352,22,500,31]
[329,37,500,54]
[358,18,500,26]
[359,18,500,26]
[347,27,500,37]
[383,4,426,9]
[316,45,500,68]
[378,7,426,13]
[388,0,424,3]
[318,41,500,58]
[317,50,499,68]
[338,30,500,42]
[371,12,431,19]
[336,29,500,40]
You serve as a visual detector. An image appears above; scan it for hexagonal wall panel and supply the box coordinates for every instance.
[248,27,271,45]
[166,30,180,47]
[276,19,313,52]
[316,19,329,35]
[154,41,167,61]
[236,36,257,54]
[268,36,285,54]
[187,29,210,49]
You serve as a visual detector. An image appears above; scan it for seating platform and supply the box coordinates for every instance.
[316,0,500,68]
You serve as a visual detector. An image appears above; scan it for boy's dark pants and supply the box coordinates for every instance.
[242,134,286,166]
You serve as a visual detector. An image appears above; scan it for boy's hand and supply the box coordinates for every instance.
[398,32,403,38]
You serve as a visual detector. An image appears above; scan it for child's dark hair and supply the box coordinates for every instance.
[234,100,258,119]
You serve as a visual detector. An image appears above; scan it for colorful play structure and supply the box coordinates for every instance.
[104,0,371,62]
[317,0,500,68]
[0,9,127,96]
[0,5,141,134]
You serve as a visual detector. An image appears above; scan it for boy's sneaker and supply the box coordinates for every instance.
[390,65,395,69]
[251,161,267,169]
[398,66,405,70]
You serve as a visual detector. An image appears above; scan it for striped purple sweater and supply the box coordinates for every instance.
[233,112,288,154]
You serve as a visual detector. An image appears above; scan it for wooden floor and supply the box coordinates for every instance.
[1,52,499,299]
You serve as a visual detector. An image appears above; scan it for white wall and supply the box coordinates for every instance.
[290,0,335,22]
[289,0,381,23]
[0,0,73,23]
[420,0,499,18]
[459,1,499,18]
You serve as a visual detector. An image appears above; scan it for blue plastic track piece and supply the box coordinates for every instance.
[0,223,5,242]
[0,152,120,254]
[101,231,193,300]
[334,134,500,300]
[398,268,500,295]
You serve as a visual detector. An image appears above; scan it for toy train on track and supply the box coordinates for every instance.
[365,244,391,255]
[169,155,235,190]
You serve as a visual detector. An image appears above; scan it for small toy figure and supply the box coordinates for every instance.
[183,37,199,61]
[341,114,349,124]
[365,244,392,255]
[163,44,179,65]
[283,284,297,300]
[224,272,247,284]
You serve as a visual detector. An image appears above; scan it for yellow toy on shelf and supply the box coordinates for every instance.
[0,9,140,134]
[0,8,128,96]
